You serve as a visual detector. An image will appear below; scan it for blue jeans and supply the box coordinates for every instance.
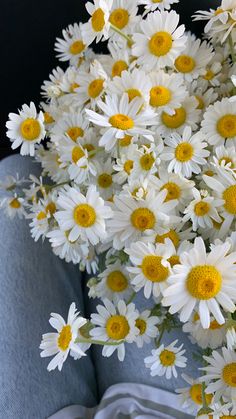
[0,155,199,418]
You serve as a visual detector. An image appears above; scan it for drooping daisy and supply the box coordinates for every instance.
[41,66,65,100]
[126,240,173,299]
[40,302,87,371]
[201,98,236,148]
[161,126,210,178]
[108,0,140,38]
[176,374,213,414]
[81,0,112,46]
[162,237,236,329]
[108,68,151,105]
[183,188,223,231]
[135,310,159,348]
[86,93,157,151]
[144,339,187,379]
[0,194,26,219]
[132,10,186,71]
[148,70,187,116]
[47,228,89,264]
[55,23,87,65]
[138,0,179,13]
[6,102,46,156]
[90,298,139,361]
[174,35,213,82]
[183,312,226,349]
[54,185,113,245]
[108,188,178,249]
[95,262,134,303]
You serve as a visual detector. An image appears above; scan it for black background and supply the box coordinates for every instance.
[0,0,220,160]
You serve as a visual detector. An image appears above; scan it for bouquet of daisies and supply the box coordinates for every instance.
[2,0,236,416]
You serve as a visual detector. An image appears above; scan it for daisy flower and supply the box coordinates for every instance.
[162,237,236,329]
[28,195,57,241]
[135,310,159,348]
[113,144,137,184]
[91,158,116,200]
[161,126,210,178]
[174,35,213,82]
[47,228,89,264]
[37,144,69,184]
[108,0,140,38]
[108,68,151,105]
[0,174,24,192]
[138,0,179,13]
[40,302,87,371]
[107,39,131,78]
[183,188,223,231]
[41,66,65,99]
[90,298,139,361]
[201,347,236,404]
[0,194,26,219]
[149,70,187,116]
[86,93,157,151]
[201,98,236,148]
[212,145,236,172]
[150,224,196,249]
[108,188,178,249]
[132,10,186,71]
[144,339,187,379]
[176,374,213,414]
[51,112,88,145]
[6,102,46,156]
[126,240,173,299]
[75,60,108,108]
[130,144,161,180]
[55,23,87,65]
[81,0,112,46]
[54,185,113,245]
[95,262,134,303]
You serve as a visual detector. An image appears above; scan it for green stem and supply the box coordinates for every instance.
[155,324,165,347]
[44,181,69,192]
[201,381,208,409]
[75,338,124,346]
[126,291,136,305]
[110,23,133,46]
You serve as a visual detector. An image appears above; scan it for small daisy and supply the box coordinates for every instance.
[86,93,157,151]
[47,228,89,264]
[162,237,236,329]
[90,298,139,361]
[51,112,88,145]
[95,262,134,303]
[6,102,46,156]
[75,60,108,108]
[176,374,213,414]
[139,0,179,13]
[41,66,65,100]
[108,68,151,105]
[40,302,87,371]
[144,339,187,379]
[212,145,236,173]
[0,174,24,192]
[37,144,69,184]
[201,98,236,148]
[161,126,210,178]
[135,310,159,348]
[113,144,137,184]
[91,158,115,200]
[149,70,187,116]
[126,240,173,299]
[54,185,113,245]
[132,10,186,71]
[108,0,140,38]
[183,312,226,349]
[130,144,161,180]
[183,188,223,231]
[81,0,112,46]
[0,194,26,219]
[55,23,87,65]
[29,195,57,241]
[107,39,131,78]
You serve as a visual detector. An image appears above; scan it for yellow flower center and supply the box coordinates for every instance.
[217,114,236,139]
[161,182,181,202]
[9,198,21,209]
[193,312,200,322]
[109,8,129,29]
[73,204,96,227]
[152,0,163,2]
[175,142,193,162]
[45,202,56,216]
[44,112,54,124]
[223,363,236,387]
[112,60,128,78]
[186,265,222,300]
[88,79,104,99]
[204,170,214,177]
[161,107,186,129]
[72,146,85,163]
[136,318,147,335]
[223,185,236,215]
[190,384,212,405]
[149,31,173,57]
[159,349,176,366]
[98,173,112,188]
[203,69,214,80]
[119,135,132,147]
[107,270,128,292]
[140,153,155,171]
[131,208,156,231]
[109,114,134,130]
[58,325,72,351]
[106,315,130,340]
[70,82,80,93]
[66,126,84,141]
[155,229,180,247]
[209,319,222,330]
[37,211,46,220]
[91,8,105,32]
[175,55,196,73]
[126,88,142,102]
[214,8,224,16]
[219,156,234,167]
[141,255,169,282]
[124,159,134,174]
[194,201,210,216]
[195,95,205,110]
[69,40,85,55]
[84,143,96,158]
[168,255,180,267]
[20,118,41,141]
[149,86,172,107]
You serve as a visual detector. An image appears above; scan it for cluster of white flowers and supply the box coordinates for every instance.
[2,0,236,416]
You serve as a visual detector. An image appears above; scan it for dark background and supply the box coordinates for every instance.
[0,0,220,160]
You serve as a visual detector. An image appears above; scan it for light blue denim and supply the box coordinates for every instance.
[0,155,199,418]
